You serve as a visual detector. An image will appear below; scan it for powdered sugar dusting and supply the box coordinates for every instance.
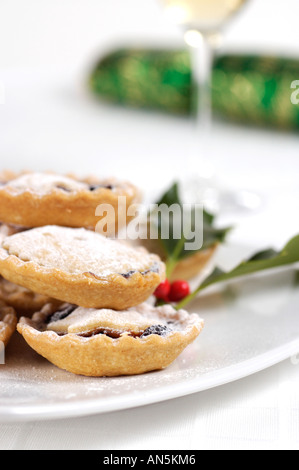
[1,226,161,277]
[47,305,159,334]
[3,173,88,195]
[47,302,202,336]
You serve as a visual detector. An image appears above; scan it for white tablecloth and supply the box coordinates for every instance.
[1,359,299,450]
[0,0,299,450]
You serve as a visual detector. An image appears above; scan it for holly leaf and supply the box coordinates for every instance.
[151,182,231,265]
[156,181,181,207]
[177,235,299,308]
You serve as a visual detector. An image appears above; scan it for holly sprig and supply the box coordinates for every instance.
[150,182,230,305]
[151,183,299,309]
[151,182,231,280]
[175,234,299,309]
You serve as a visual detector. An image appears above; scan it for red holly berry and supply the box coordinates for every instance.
[169,280,190,302]
[154,279,171,301]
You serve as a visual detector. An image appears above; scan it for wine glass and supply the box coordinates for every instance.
[160,0,260,214]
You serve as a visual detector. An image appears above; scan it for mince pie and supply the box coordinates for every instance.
[0,301,17,346]
[0,225,165,310]
[0,171,140,234]
[17,302,204,376]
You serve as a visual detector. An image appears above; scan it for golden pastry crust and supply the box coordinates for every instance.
[170,245,218,281]
[17,302,204,377]
[0,226,165,310]
[136,233,218,281]
[0,301,17,346]
[0,277,62,316]
[0,171,141,234]
[0,224,60,315]
[0,222,25,242]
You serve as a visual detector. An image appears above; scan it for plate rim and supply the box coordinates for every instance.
[1,338,299,423]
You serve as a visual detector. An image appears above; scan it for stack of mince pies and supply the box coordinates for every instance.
[0,171,204,377]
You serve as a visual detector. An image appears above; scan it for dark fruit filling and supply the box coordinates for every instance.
[54,183,114,192]
[121,263,160,279]
[55,185,72,192]
[141,324,172,338]
[46,307,173,339]
[89,184,114,191]
[79,324,172,339]
[121,270,137,279]
[78,328,121,339]
[47,304,77,324]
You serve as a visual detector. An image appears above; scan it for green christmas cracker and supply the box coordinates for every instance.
[89,48,299,131]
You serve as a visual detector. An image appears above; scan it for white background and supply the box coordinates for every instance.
[0,0,299,450]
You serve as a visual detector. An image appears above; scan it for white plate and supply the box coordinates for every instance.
[0,244,299,423]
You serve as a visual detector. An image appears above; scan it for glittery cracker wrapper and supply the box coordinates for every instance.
[89,48,192,115]
[89,48,299,131]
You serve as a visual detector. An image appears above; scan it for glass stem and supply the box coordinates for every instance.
[187,33,215,178]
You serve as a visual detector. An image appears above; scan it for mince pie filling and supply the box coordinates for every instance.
[88,184,114,191]
[120,262,160,279]
[56,183,115,193]
[45,303,176,340]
